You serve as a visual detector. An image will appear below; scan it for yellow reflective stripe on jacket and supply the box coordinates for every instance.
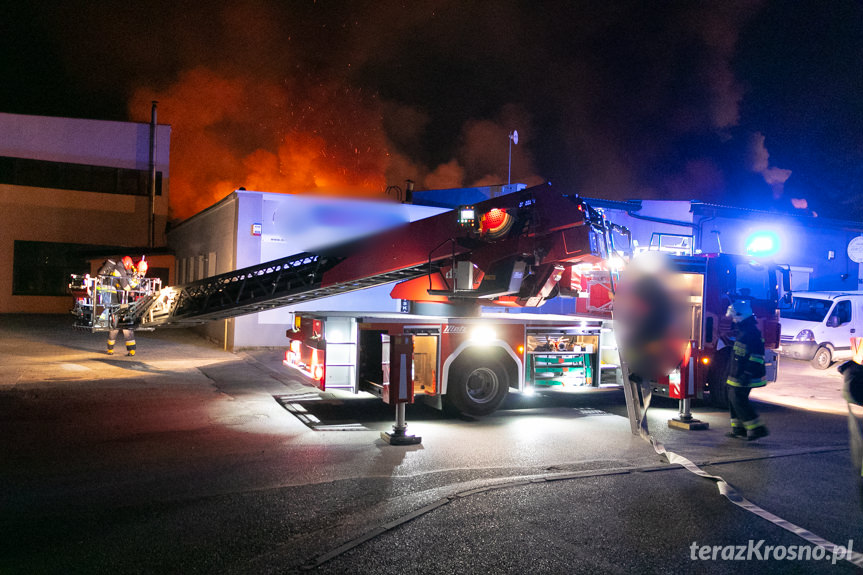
[727,377,766,388]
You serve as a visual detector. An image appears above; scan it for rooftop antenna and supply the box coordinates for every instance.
[508,130,518,185]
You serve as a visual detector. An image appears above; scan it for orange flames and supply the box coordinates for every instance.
[130,68,391,221]
[130,67,542,222]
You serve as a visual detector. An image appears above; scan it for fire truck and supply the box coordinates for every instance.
[281,183,628,419]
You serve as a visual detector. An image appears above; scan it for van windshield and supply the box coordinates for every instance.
[780,297,832,322]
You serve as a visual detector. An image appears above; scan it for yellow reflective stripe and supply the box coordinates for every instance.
[750,356,765,364]
[727,378,767,388]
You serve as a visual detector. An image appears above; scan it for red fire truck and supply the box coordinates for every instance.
[283,183,626,419]
[282,184,785,419]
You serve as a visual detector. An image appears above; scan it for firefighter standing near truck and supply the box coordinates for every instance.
[97,256,140,356]
[725,300,770,440]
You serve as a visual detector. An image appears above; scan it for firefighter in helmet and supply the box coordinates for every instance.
[725,300,769,440]
[97,256,140,356]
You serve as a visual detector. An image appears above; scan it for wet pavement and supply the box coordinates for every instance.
[0,314,860,574]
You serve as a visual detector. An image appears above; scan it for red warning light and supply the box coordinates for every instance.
[479,208,514,239]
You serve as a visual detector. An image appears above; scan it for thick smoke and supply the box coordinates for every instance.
[39,1,794,220]
[748,131,792,199]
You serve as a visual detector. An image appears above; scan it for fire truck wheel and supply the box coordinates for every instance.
[447,360,510,417]
[811,346,833,370]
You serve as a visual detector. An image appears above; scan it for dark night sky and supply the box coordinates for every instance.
[2,1,862,222]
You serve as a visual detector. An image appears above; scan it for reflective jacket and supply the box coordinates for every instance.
[727,316,767,388]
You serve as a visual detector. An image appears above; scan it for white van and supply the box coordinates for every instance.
[779,291,863,369]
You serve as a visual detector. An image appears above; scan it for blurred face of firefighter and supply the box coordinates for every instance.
[137,259,148,276]
[613,252,690,378]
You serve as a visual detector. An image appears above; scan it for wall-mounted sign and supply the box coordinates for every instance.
[251,223,262,236]
[848,236,863,263]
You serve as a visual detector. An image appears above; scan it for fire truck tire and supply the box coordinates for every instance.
[446,359,510,417]
[706,346,731,408]
[811,346,833,370]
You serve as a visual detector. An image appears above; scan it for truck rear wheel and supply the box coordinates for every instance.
[447,359,510,417]
[811,346,832,370]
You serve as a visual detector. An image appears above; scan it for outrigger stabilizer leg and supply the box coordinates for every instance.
[381,403,422,445]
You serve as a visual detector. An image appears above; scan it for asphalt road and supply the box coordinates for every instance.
[1,315,861,574]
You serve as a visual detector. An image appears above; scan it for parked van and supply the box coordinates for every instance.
[779,291,863,369]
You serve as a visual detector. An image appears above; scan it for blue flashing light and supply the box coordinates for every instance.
[745,230,780,257]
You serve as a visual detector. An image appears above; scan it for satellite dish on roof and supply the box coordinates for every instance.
[508,130,518,185]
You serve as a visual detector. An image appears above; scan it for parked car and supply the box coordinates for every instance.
[779,291,863,369]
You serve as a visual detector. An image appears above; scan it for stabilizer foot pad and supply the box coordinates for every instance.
[668,418,709,431]
[381,431,422,445]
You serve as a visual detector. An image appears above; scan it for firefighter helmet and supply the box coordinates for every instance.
[726,300,753,321]
[137,259,148,275]
[122,256,134,270]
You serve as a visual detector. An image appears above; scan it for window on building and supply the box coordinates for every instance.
[0,156,162,197]
[12,241,118,296]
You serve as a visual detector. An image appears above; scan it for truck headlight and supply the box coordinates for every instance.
[794,329,815,342]
[470,326,497,343]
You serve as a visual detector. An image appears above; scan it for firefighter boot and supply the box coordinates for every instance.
[726,419,747,439]
[107,339,115,355]
[126,340,136,357]
[747,425,769,441]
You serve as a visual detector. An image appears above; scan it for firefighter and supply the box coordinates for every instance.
[725,300,769,440]
[97,256,138,356]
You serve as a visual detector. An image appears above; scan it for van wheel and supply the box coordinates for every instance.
[447,360,510,417]
[811,346,832,370]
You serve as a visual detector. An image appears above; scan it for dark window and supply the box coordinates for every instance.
[0,155,162,197]
[12,241,117,296]
[830,300,852,326]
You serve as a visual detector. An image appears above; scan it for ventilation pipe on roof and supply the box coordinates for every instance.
[404,179,414,204]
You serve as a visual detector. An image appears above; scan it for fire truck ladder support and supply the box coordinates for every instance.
[134,251,439,327]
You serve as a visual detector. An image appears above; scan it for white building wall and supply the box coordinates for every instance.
[0,112,170,174]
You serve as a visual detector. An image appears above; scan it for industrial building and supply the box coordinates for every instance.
[0,111,171,314]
